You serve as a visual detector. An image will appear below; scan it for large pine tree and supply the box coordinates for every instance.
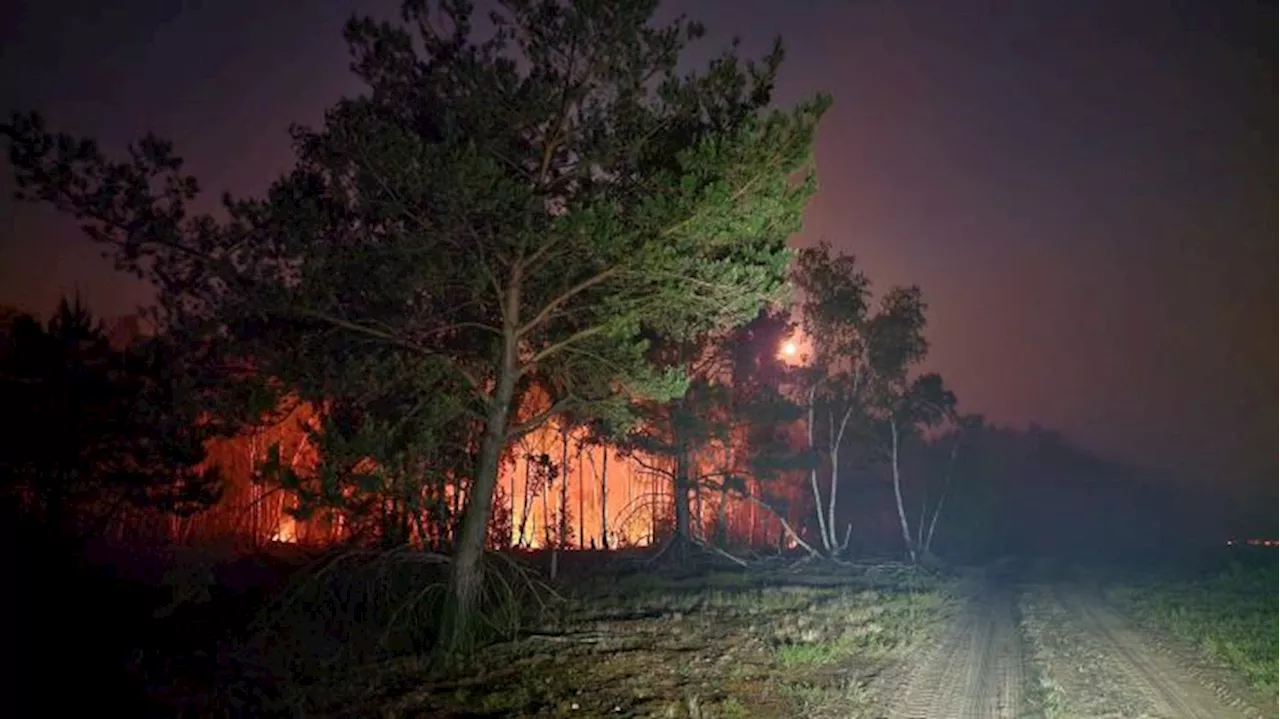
[2,0,829,657]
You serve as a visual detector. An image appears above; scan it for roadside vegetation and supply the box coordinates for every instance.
[117,547,955,717]
[1107,559,1279,701]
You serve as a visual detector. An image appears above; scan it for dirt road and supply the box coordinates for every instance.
[880,577,1267,719]
[1023,585,1264,719]
[883,582,1031,719]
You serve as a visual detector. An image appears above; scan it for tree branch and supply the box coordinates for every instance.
[509,393,576,438]
[522,323,609,370]
[628,452,676,480]
[288,307,483,392]
[517,268,617,338]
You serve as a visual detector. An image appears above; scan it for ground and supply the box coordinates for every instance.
[881,576,1029,718]
[1019,579,1272,719]
[27,545,1279,718]
[249,555,956,717]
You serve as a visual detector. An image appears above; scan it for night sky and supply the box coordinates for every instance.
[1,0,1274,504]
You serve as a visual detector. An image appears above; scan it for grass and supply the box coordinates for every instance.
[1106,560,1279,699]
[1017,585,1077,719]
[298,556,956,717]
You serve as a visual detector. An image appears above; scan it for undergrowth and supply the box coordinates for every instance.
[217,547,560,714]
[129,547,954,717]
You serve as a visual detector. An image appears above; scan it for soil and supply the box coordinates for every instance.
[1020,582,1273,719]
[879,580,1033,718]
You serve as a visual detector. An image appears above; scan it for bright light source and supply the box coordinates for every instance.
[782,341,797,356]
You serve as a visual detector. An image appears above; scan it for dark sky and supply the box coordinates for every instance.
[1,0,1274,502]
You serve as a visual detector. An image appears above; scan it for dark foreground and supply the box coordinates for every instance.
[14,542,1278,718]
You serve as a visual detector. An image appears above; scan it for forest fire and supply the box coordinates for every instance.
[270,515,298,544]
[120,400,806,553]
[77,311,818,551]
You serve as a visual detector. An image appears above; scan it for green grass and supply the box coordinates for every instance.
[1107,561,1278,698]
[776,640,846,667]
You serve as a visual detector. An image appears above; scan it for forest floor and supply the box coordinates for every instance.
[26,544,1278,718]
[287,555,960,718]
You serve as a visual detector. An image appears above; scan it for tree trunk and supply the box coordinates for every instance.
[540,461,551,548]
[715,481,729,546]
[577,441,585,548]
[559,422,570,547]
[693,473,703,543]
[805,385,830,552]
[827,405,854,556]
[673,451,692,558]
[923,490,946,556]
[517,450,532,547]
[649,468,657,545]
[889,421,916,563]
[451,471,462,541]
[916,491,927,551]
[438,319,519,660]
[827,409,838,553]
[600,446,609,550]
[510,448,518,547]
[923,431,961,555]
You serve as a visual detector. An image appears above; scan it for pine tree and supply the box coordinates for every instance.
[2,0,828,658]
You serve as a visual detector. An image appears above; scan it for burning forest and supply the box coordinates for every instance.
[91,313,813,555]
[8,0,1263,714]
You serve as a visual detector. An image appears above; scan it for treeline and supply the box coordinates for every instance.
[0,294,1190,569]
[0,297,222,541]
[0,275,950,563]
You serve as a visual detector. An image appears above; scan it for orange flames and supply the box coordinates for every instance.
[502,417,805,550]
[117,397,805,551]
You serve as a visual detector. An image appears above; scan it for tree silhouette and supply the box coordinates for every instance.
[2,0,829,658]
[0,296,222,538]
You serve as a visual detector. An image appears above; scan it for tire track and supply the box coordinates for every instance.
[1055,586,1249,719]
[969,587,1027,718]
[885,584,1031,719]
